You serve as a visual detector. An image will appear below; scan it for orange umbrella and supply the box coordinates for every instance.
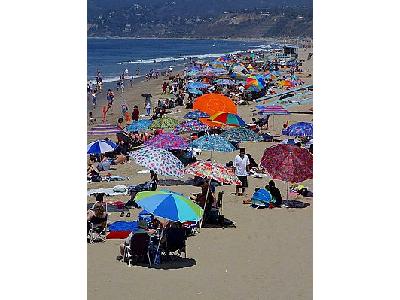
[193,93,237,116]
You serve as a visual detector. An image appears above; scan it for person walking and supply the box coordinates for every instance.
[233,148,250,196]
[132,105,140,122]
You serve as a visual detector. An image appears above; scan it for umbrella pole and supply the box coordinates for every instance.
[286,181,289,200]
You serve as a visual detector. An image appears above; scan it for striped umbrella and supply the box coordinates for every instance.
[135,190,203,222]
[210,112,246,127]
[87,139,117,154]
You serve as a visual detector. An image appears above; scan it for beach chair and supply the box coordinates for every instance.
[162,227,187,259]
[87,202,109,243]
[87,213,108,244]
[123,233,152,267]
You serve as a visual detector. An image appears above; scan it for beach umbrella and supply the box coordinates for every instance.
[185,161,241,185]
[187,88,203,95]
[144,133,188,150]
[183,110,210,120]
[125,119,153,132]
[209,112,246,127]
[135,190,203,222]
[190,135,235,152]
[87,139,117,154]
[130,146,184,178]
[215,79,236,86]
[245,76,263,90]
[149,116,180,130]
[220,127,263,143]
[173,120,209,134]
[193,93,237,116]
[260,144,313,199]
[198,117,224,128]
[282,122,313,137]
[188,82,210,89]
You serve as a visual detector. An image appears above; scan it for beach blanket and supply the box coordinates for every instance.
[87,185,128,196]
[108,221,138,232]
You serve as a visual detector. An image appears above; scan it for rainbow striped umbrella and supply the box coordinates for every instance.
[135,190,203,222]
[210,112,246,127]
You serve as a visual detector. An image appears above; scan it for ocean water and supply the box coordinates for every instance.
[87,38,278,82]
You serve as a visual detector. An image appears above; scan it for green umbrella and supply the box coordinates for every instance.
[149,116,180,130]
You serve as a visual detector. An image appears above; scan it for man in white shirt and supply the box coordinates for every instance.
[233,148,250,196]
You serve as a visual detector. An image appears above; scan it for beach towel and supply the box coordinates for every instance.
[282,200,310,209]
[108,221,138,232]
[106,231,131,239]
[87,185,129,196]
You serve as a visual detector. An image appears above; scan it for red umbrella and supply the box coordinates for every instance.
[260,144,313,199]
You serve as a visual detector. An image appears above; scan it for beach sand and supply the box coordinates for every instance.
[88,48,313,299]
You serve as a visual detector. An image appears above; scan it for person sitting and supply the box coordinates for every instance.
[87,203,108,239]
[193,181,216,211]
[160,222,186,258]
[265,180,283,207]
[96,155,112,172]
[117,220,156,261]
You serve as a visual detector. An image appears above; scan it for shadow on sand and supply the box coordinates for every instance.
[131,256,197,270]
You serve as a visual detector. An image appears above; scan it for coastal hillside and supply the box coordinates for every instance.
[88,0,312,38]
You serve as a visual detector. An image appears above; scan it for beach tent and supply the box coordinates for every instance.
[193,93,237,116]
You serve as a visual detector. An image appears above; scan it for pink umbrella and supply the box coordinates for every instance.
[144,133,189,150]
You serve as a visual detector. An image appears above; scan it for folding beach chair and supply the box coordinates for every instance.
[87,202,109,243]
[162,227,187,259]
[123,233,152,267]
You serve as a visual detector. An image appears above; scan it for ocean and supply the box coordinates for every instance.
[87,38,279,83]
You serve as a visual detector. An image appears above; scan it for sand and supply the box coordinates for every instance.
[87,47,313,299]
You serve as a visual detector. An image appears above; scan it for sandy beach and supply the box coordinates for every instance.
[88,47,313,299]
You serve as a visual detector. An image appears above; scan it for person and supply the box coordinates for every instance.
[91,89,97,109]
[247,154,258,169]
[233,148,250,196]
[106,89,115,107]
[145,101,151,116]
[87,202,108,237]
[162,81,167,94]
[132,105,139,122]
[117,220,156,261]
[150,170,158,190]
[265,180,283,207]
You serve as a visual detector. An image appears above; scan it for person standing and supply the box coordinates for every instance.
[132,105,140,122]
[91,89,97,109]
[233,148,250,196]
[145,101,151,116]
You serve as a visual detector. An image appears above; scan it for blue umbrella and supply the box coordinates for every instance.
[188,88,203,95]
[190,135,235,152]
[135,190,203,222]
[87,139,117,154]
[215,79,236,86]
[282,122,313,137]
[125,119,153,132]
[184,110,210,120]
[188,82,210,89]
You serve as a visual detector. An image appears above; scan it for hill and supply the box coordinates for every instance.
[88,0,312,38]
